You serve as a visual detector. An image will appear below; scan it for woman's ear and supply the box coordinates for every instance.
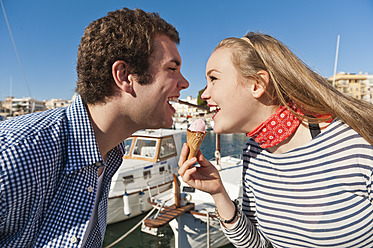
[112,60,133,94]
[251,70,269,99]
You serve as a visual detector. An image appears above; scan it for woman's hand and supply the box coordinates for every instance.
[178,143,224,196]
[178,143,238,227]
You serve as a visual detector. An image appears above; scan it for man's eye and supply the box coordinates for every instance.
[169,68,177,72]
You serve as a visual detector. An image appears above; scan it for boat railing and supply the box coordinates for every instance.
[208,153,242,161]
[200,209,214,248]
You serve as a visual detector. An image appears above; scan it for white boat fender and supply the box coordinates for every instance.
[147,183,153,202]
[215,150,222,171]
[139,191,146,212]
[123,192,131,216]
[180,192,192,206]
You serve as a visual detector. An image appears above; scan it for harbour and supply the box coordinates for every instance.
[1,1,373,247]
[103,130,249,248]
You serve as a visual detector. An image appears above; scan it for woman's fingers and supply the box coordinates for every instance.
[181,166,197,184]
[178,156,197,176]
[196,150,213,168]
[178,159,198,188]
[178,143,189,167]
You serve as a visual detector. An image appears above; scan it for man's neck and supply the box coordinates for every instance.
[86,101,138,161]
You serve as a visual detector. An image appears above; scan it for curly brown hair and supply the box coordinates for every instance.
[76,8,179,104]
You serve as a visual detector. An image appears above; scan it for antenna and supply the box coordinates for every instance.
[332,35,340,87]
[10,76,12,97]
[1,0,32,97]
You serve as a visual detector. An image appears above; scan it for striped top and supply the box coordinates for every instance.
[222,119,373,247]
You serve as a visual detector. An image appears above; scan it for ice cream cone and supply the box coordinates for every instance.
[187,129,206,160]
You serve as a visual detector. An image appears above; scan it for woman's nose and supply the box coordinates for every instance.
[200,86,209,100]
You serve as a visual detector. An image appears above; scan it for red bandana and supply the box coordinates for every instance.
[247,105,304,148]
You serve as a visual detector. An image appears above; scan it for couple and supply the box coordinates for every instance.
[1,7,372,248]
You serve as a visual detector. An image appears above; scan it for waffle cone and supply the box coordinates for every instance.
[187,130,206,160]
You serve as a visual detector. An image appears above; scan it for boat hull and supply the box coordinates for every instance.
[143,155,243,247]
[170,213,230,248]
[107,181,173,224]
[107,129,184,224]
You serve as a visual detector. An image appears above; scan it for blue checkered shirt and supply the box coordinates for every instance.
[0,95,125,247]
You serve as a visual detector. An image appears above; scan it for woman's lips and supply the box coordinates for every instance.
[209,106,221,119]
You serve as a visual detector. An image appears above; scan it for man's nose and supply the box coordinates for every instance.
[179,75,189,89]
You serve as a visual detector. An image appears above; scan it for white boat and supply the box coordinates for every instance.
[142,153,243,248]
[107,129,184,224]
[172,117,214,130]
[173,121,189,130]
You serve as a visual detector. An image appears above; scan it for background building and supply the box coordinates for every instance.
[171,96,212,130]
[44,98,73,110]
[171,96,207,118]
[0,95,74,120]
[328,72,373,103]
[4,97,46,116]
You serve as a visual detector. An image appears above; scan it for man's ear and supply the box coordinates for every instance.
[250,70,269,99]
[112,60,133,94]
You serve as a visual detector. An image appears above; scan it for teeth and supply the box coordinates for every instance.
[210,106,220,112]
[167,97,179,103]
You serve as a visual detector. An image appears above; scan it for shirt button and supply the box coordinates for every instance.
[95,162,102,166]
[87,186,93,193]
[70,236,77,244]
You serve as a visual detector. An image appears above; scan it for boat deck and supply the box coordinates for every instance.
[144,203,195,228]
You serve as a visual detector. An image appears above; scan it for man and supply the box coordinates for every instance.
[0,8,188,247]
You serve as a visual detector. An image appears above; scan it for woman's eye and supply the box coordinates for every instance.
[209,76,217,82]
[169,67,177,72]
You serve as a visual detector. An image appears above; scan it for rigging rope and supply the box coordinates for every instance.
[105,207,156,248]
[0,0,32,97]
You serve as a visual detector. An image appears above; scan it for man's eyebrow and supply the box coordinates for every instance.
[170,59,181,66]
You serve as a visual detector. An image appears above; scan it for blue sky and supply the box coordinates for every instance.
[1,0,372,101]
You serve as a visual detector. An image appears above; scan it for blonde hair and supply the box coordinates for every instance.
[215,32,373,145]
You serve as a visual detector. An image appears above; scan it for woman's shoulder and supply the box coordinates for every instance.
[243,118,371,159]
[320,118,369,144]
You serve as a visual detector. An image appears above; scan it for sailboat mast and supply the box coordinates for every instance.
[1,0,32,97]
[10,76,12,97]
[332,35,340,87]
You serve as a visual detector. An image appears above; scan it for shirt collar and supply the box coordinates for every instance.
[65,95,103,174]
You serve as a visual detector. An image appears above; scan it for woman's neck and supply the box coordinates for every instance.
[267,120,330,154]
[266,122,312,154]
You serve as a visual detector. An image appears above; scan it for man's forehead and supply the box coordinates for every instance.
[152,35,181,64]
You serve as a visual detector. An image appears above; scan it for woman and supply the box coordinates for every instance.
[178,32,373,247]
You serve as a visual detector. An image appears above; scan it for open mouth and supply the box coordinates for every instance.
[167,97,179,114]
[209,106,221,119]
[167,97,179,104]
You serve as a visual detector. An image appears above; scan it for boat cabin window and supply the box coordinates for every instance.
[133,139,157,158]
[122,138,133,156]
[159,137,176,158]
[143,170,151,179]
[123,175,134,184]
[183,186,195,193]
[159,166,165,174]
